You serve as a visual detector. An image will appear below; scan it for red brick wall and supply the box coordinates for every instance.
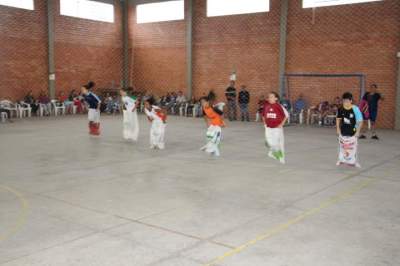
[0,0,399,127]
[54,0,123,95]
[129,2,186,96]
[128,0,399,128]
[193,0,281,115]
[286,0,400,128]
[0,0,47,100]
[0,0,123,100]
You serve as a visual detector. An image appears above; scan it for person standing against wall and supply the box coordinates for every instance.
[225,81,237,121]
[367,84,383,140]
[238,85,250,122]
[359,84,384,140]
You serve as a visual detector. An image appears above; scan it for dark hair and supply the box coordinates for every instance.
[207,90,216,102]
[145,96,156,106]
[84,81,95,90]
[342,92,353,100]
[269,91,280,100]
[213,106,224,116]
[362,92,370,101]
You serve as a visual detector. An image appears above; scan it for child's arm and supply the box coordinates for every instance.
[336,118,341,136]
[355,121,363,137]
[278,105,289,128]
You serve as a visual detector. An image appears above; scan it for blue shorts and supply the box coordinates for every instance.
[369,110,378,122]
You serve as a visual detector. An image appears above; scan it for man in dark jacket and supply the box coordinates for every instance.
[238,85,250,122]
[225,81,237,121]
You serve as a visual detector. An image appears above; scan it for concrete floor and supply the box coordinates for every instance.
[0,115,399,266]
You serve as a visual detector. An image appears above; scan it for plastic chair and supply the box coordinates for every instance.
[18,102,32,118]
[0,100,18,118]
[179,103,188,116]
[51,100,66,116]
[1,112,8,123]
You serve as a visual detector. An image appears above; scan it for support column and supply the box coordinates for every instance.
[46,0,55,99]
[278,0,289,96]
[186,0,193,99]
[122,0,130,88]
[395,52,400,130]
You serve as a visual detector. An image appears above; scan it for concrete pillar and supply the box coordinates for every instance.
[278,0,289,96]
[395,52,400,130]
[122,0,130,88]
[46,0,55,99]
[186,0,193,99]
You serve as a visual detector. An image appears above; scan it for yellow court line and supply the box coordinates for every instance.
[0,184,29,242]
[204,176,379,266]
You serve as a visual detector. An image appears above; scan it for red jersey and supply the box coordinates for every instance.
[263,103,288,128]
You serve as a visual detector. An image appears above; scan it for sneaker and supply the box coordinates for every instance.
[371,135,379,140]
[359,135,366,139]
[336,161,341,166]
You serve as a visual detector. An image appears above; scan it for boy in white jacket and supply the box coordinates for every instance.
[144,97,167,150]
[120,88,139,142]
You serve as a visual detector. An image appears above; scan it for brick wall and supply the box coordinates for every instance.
[128,2,186,96]
[286,0,400,128]
[129,0,399,128]
[0,0,399,127]
[54,0,123,95]
[0,0,123,100]
[193,0,281,116]
[0,0,47,100]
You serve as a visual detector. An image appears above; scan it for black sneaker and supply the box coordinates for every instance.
[371,135,379,140]
[359,135,366,139]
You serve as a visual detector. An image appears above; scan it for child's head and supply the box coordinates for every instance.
[370,84,378,93]
[200,97,209,108]
[81,81,95,95]
[268,92,280,104]
[144,96,155,109]
[120,88,128,97]
[342,92,353,107]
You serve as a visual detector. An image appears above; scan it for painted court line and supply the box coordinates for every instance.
[0,184,29,242]
[204,175,380,266]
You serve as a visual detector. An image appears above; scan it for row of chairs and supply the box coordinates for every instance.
[0,100,75,121]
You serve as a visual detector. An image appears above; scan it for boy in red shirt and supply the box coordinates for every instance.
[262,92,289,164]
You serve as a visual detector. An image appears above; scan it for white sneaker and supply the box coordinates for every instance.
[336,161,341,166]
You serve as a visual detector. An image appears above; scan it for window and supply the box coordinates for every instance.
[60,0,114,23]
[303,0,383,8]
[0,0,34,10]
[207,0,269,17]
[136,0,184,24]
[136,0,185,24]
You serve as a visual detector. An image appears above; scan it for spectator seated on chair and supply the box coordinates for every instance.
[38,91,51,116]
[0,99,14,122]
[176,91,187,115]
[24,90,39,115]
[280,94,292,113]
[64,90,77,114]
[292,94,307,124]
[0,98,18,118]
[255,95,266,122]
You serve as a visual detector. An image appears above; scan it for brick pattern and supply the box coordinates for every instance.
[54,0,123,94]
[0,0,47,99]
[128,2,186,96]
[0,0,399,128]
[193,0,281,117]
[286,0,400,128]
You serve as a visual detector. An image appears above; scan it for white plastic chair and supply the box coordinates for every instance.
[1,112,8,123]
[179,103,188,116]
[51,100,66,116]
[18,102,32,118]
[0,100,18,118]
[38,103,51,116]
